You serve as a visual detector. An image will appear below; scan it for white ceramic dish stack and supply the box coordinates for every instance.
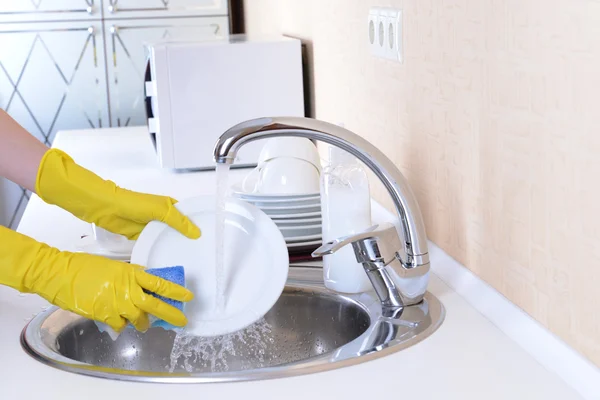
[230,137,325,254]
[230,182,323,254]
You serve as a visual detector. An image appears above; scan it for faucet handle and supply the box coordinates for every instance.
[312,222,430,279]
[312,222,401,266]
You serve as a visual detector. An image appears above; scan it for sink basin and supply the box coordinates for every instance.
[21,266,445,383]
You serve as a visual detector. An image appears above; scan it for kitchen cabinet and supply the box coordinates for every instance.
[0,20,109,228]
[106,16,229,127]
[0,1,231,228]
[103,0,228,19]
[0,0,102,23]
[0,21,110,144]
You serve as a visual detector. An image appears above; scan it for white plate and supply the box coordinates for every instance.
[286,239,323,249]
[278,224,322,239]
[233,194,320,206]
[266,210,322,219]
[286,240,322,248]
[131,196,288,337]
[75,236,131,262]
[258,204,321,215]
[285,233,322,243]
[254,201,320,210]
[231,183,319,199]
[279,223,322,231]
[274,217,323,225]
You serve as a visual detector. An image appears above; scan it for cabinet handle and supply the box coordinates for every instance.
[86,6,94,15]
[108,5,117,13]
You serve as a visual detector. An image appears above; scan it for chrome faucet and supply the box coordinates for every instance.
[213,117,430,308]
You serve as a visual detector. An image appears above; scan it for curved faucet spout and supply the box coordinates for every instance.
[213,117,429,269]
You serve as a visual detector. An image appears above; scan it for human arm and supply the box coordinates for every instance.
[0,110,200,331]
[0,109,47,192]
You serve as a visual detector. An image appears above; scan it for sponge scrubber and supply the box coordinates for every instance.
[95,265,186,339]
[144,266,185,329]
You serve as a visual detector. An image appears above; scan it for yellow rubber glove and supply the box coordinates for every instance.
[35,148,200,240]
[0,226,192,332]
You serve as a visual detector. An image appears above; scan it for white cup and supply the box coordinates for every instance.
[92,224,135,254]
[241,137,322,195]
[256,157,320,194]
[252,157,320,195]
[257,137,321,171]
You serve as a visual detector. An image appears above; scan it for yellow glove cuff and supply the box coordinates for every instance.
[36,148,109,224]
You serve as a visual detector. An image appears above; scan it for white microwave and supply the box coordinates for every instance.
[144,34,305,170]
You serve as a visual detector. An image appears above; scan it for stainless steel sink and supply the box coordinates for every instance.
[21,266,445,383]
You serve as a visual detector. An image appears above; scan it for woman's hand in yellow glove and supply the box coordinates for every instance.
[35,148,200,240]
[0,226,192,332]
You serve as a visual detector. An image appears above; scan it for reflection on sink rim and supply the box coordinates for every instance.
[20,266,445,383]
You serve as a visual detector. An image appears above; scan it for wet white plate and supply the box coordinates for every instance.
[131,196,288,337]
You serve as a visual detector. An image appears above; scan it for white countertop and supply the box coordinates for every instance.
[0,127,589,399]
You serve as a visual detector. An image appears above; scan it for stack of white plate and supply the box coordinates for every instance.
[231,183,322,253]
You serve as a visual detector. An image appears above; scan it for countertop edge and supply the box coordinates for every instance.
[371,201,600,400]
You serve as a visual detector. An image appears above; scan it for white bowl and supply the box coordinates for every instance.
[75,236,131,261]
[92,224,135,255]
[257,137,321,170]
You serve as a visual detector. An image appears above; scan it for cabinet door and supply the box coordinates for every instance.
[0,21,109,228]
[105,16,229,127]
[0,0,102,23]
[103,0,228,19]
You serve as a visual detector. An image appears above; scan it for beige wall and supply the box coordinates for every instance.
[243,0,600,366]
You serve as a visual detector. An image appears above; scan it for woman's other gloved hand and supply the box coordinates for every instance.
[35,148,200,240]
[0,226,192,332]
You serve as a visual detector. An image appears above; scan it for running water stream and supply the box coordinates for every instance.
[215,163,230,313]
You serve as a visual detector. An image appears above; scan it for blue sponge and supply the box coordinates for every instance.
[145,266,185,329]
[94,265,187,338]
